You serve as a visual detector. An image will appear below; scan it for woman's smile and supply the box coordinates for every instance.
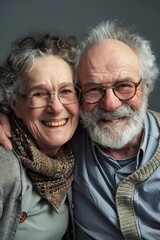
[42,119,67,127]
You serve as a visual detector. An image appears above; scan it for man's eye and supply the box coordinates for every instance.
[88,87,99,92]
[84,86,101,94]
[116,83,134,92]
[32,92,48,98]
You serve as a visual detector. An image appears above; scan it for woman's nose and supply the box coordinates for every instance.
[46,93,64,114]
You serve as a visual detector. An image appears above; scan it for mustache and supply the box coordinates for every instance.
[80,105,135,125]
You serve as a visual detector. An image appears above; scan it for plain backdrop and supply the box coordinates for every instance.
[1,0,160,111]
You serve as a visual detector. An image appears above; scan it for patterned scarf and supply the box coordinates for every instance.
[9,114,74,213]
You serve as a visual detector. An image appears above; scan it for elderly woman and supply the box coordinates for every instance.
[0,33,80,240]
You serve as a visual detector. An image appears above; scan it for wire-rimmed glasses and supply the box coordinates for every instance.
[19,85,80,108]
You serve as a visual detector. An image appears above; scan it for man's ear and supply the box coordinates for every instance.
[11,99,22,118]
[146,83,151,89]
[141,81,152,96]
[145,83,153,94]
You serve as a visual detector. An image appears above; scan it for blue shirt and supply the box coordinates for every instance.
[15,168,69,240]
[72,111,160,240]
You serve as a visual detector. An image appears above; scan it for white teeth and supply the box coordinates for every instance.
[103,117,125,122]
[110,119,121,122]
[44,120,66,127]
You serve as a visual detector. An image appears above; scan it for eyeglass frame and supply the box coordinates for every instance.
[18,85,80,108]
[79,79,142,104]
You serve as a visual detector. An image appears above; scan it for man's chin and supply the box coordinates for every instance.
[89,119,143,148]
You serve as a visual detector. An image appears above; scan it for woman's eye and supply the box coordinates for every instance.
[32,92,48,98]
[60,88,74,95]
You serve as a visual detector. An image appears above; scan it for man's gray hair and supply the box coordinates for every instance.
[78,20,159,93]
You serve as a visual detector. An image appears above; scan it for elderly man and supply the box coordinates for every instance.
[72,20,160,240]
[0,20,160,239]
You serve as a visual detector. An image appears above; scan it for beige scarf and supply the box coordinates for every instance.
[10,114,74,213]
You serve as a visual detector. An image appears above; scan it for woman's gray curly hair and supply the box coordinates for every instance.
[0,33,79,113]
[77,20,159,94]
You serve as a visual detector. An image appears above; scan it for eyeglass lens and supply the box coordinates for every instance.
[82,81,140,103]
[28,86,79,107]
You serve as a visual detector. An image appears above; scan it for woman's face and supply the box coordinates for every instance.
[13,55,79,156]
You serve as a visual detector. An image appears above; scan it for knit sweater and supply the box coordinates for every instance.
[115,110,160,240]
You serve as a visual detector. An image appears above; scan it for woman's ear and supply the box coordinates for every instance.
[11,99,22,118]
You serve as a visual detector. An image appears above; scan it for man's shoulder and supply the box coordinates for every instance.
[148,110,160,125]
[73,121,87,138]
[72,121,92,153]
[0,146,21,184]
[0,146,19,163]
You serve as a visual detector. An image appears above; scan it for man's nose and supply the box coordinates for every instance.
[99,88,122,111]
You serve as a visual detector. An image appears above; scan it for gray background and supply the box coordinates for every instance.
[1,0,160,111]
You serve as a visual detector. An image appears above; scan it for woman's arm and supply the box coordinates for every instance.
[0,113,12,150]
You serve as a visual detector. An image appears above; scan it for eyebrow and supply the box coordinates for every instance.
[81,77,135,85]
[118,77,135,82]
[59,82,75,87]
[26,82,75,93]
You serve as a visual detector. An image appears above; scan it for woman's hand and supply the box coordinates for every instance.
[0,113,12,150]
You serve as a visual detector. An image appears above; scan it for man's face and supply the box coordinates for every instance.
[77,39,149,149]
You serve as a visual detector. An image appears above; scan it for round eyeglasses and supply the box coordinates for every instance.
[19,85,80,108]
[80,79,142,104]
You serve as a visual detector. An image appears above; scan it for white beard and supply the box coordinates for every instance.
[80,97,148,149]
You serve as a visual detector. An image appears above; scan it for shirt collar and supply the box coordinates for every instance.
[137,111,160,168]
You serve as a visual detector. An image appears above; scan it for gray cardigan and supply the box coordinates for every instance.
[0,147,75,240]
[116,110,160,240]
